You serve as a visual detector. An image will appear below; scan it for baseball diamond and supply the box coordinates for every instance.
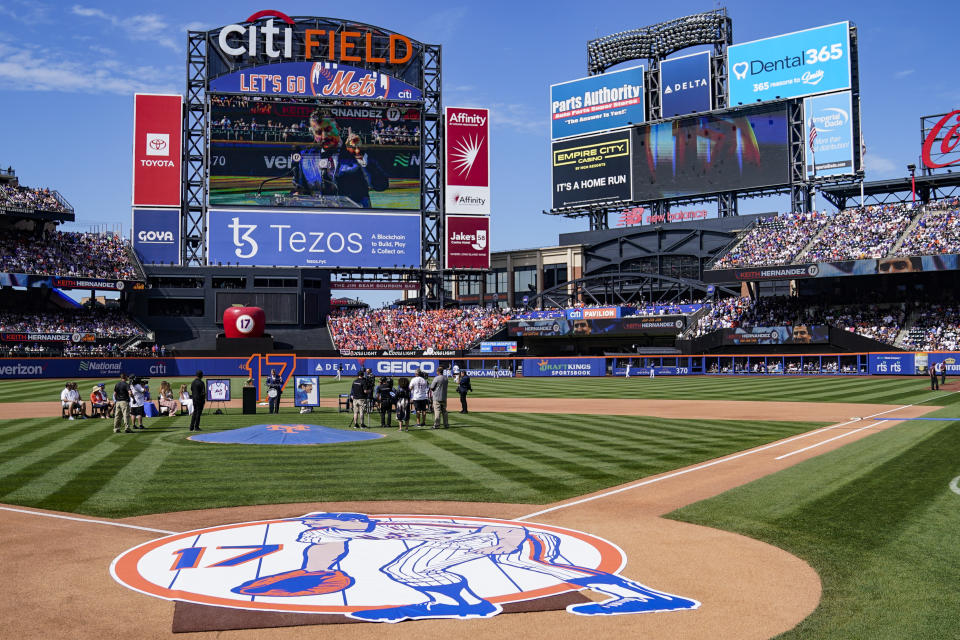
[3,3,960,640]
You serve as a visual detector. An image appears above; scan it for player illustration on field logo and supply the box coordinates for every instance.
[111,513,699,623]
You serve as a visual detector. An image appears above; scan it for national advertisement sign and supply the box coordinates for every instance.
[132,208,181,265]
[727,21,851,106]
[445,215,490,269]
[445,107,490,215]
[209,61,422,100]
[552,130,632,209]
[804,91,854,178]
[207,209,422,268]
[660,51,711,118]
[550,66,645,139]
[133,94,182,207]
[522,358,605,377]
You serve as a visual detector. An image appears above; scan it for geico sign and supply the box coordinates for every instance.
[137,230,175,243]
[375,360,436,375]
[218,10,412,64]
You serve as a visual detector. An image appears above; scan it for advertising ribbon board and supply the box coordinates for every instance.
[550,66,645,139]
[132,208,181,265]
[552,130,632,209]
[445,107,491,215]
[133,94,182,207]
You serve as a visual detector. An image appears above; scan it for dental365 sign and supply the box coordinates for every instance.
[728,21,851,105]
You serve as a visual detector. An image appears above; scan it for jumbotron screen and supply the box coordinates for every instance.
[632,104,789,200]
[208,96,422,210]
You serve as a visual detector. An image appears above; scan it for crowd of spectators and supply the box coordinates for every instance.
[713,211,829,268]
[1,183,69,212]
[800,204,914,263]
[212,116,420,146]
[0,308,143,337]
[0,231,140,279]
[894,202,960,257]
[329,307,511,350]
[692,296,905,346]
[903,304,960,351]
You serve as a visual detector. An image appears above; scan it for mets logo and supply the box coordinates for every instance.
[111,513,698,622]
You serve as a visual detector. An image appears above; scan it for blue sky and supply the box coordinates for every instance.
[0,0,956,302]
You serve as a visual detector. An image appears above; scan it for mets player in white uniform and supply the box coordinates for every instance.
[232,512,698,623]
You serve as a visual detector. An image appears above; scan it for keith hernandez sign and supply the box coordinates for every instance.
[445,107,490,215]
[133,94,182,207]
[446,215,489,269]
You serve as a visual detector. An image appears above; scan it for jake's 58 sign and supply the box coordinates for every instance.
[551,130,632,209]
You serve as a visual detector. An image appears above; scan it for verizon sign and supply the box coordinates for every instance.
[446,215,490,269]
[133,94,182,207]
[445,107,490,215]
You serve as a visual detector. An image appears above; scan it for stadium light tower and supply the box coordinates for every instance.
[907,163,917,204]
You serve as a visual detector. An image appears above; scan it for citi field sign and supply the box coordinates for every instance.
[213,11,415,65]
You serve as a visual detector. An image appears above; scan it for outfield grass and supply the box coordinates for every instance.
[0,405,824,517]
[2,374,954,406]
[669,403,960,639]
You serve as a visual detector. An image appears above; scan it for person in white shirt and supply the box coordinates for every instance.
[67,383,88,418]
[179,384,194,415]
[129,377,147,429]
[409,370,430,428]
[61,382,79,420]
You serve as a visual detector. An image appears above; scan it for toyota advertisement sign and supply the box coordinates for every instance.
[446,215,490,269]
[445,107,490,215]
[727,21,851,106]
[132,208,180,265]
[660,51,711,118]
[132,94,182,207]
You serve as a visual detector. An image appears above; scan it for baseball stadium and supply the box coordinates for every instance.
[2,6,960,640]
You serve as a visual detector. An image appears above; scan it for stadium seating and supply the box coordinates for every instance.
[0,231,141,280]
[0,183,70,213]
[893,202,960,257]
[328,307,511,350]
[799,204,913,262]
[713,211,829,268]
[0,308,147,357]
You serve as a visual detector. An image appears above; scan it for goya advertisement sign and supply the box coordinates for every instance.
[728,21,851,105]
[550,66,645,140]
[132,208,180,265]
[804,91,855,178]
[209,61,422,100]
[552,130,632,209]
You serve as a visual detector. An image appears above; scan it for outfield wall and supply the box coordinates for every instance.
[1,352,955,380]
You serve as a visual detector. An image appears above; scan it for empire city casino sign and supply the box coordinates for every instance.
[216,10,414,65]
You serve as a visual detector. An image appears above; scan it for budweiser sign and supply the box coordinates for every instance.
[921,110,960,170]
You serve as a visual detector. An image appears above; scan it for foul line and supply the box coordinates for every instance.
[950,477,960,496]
[0,506,177,534]
[774,390,959,461]
[519,393,955,521]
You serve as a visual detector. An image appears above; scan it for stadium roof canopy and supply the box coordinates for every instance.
[820,173,960,209]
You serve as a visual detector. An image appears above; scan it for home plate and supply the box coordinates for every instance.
[188,424,384,445]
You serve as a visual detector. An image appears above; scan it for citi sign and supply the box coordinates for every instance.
[217,10,413,64]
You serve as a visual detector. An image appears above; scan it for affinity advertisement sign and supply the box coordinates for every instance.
[209,62,422,100]
[804,91,855,178]
[445,107,490,215]
[868,353,916,376]
[550,66,645,139]
[445,215,490,269]
[552,130,632,209]
[207,209,421,268]
[727,21,851,105]
[660,52,712,118]
[133,94,182,207]
[132,208,180,265]
[522,358,605,377]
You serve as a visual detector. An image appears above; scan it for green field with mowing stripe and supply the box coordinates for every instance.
[0,406,822,517]
[670,402,960,639]
[1,374,952,406]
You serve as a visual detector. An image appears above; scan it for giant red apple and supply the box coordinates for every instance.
[223,306,266,338]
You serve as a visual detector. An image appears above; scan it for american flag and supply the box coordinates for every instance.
[808,118,817,154]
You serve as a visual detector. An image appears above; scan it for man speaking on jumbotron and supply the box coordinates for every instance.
[292,109,388,208]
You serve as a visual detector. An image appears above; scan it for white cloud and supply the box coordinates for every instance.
[864,153,898,177]
[0,0,52,23]
[893,69,914,79]
[417,6,467,42]
[71,5,180,52]
[0,41,179,94]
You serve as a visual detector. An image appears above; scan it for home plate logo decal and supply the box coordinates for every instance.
[111,513,699,622]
